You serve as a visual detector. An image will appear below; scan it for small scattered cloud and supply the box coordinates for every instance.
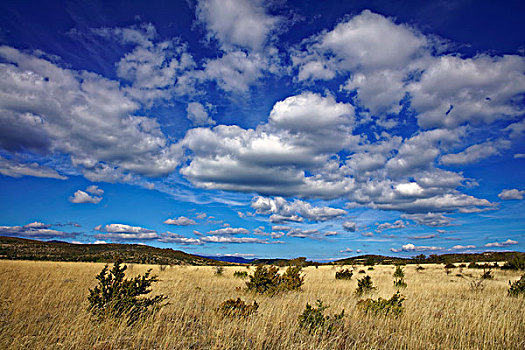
[0,221,77,239]
[376,220,406,233]
[186,102,216,126]
[342,221,356,232]
[69,190,102,204]
[0,156,67,180]
[390,243,444,253]
[164,216,197,226]
[94,223,158,240]
[498,189,525,200]
[86,185,104,196]
[484,239,518,248]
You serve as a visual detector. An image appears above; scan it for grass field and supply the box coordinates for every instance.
[1,260,524,349]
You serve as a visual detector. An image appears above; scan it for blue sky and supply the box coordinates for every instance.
[0,0,524,260]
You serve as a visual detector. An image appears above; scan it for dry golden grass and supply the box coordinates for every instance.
[1,260,524,349]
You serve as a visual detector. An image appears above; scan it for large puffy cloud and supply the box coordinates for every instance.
[251,196,347,223]
[293,10,426,80]
[94,23,196,100]
[0,222,78,239]
[294,10,525,129]
[196,0,279,51]
[0,46,182,181]
[179,92,357,198]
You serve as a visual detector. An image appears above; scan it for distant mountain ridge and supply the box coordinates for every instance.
[1,236,523,265]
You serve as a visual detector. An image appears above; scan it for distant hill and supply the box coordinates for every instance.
[200,255,256,264]
[0,236,228,265]
[1,236,523,266]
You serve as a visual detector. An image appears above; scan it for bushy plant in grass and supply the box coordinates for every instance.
[280,265,304,291]
[88,259,167,325]
[214,266,224,276]
[508,273,525,297]
[335,269,353,280]
[246,265,304,295]
[298,299,344,334]
[216,298,258,318]
[354,275,376,296]
[393,266,407,288]
[233,271,248,278]
[502,255,525,270]
[357,291,405,316]
[358,269,366,274]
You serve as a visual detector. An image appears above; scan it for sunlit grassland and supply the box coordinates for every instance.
[1,260,524,349]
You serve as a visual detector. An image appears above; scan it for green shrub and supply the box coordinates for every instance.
[357,291,405,316]
[298,299,344,334]
[216,298,258,317]
[393,266,407,288]
[508,273,525,297]
[233,271,248,278]
[444,263,456,269]
[502,255,525,270]
[393,266,405,279]
[245,265,304,295]
[335,269,353,280]
[280,265,304,291]
[214,266,224,276]
[354,275,375,296]
[88,259,167,325]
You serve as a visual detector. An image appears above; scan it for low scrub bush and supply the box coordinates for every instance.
[216,298,258,318]
[357,291,405,316]
[354,275,376,296]
[481,268,493,280]
[508,273,525,297]
[502,255,525,270]
[233,271,248,278]
[358,269,366,274]
[335,269,353,280]
[246,265,304,295]
[214,266,224,276]
[393,265,407,288]
[297,299,344,334]
[88,259,167,325]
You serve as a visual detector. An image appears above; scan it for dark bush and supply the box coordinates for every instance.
[88,259,167,325]
[233,271,248,278]
[246,265,304,295]
[357,291,405,316]
[502,255,525,270]
[444,263,456,269]
[358,269,366,274]
[214,266,224,276]
[216,298,258,317]
[280,265,304,291]
[335,269,353,280]
[393,265,407,288]
[354,275,375,296]
[298,299,344,334]
[508,273,525,297]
